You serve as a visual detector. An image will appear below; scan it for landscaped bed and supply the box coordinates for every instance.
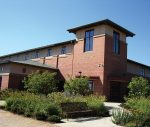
[0,90,109,123]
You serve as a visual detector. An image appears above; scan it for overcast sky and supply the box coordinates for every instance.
[0,0,149,65]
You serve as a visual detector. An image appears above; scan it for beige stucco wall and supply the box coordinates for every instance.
[0,64,11,73]
[10,63,54,75]
[127,61,150,77]
[0,44,73,62]
[75,25,126,42]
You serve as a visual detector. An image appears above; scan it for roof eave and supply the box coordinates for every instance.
[68,19,135,37]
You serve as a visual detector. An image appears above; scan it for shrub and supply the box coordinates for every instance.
[0,89,14,100]
[47,92,108,117]
[112,108,133,126]
[47,103,61,116]
[34,103,48,120]
[84,95,108,116]
[64,76,91,95]
[23,71,58,95]
[48,115,61,123]
[124,97,150,127]
[5,91,61,122]
[128,76,150,98]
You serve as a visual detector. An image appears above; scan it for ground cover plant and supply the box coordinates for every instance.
[4,91,61,122]
[112,77,150,127]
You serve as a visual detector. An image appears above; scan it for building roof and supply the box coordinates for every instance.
[68,19,135,37]
[0,60,57,70]
[0,39,76,59]
[127,59,150,69]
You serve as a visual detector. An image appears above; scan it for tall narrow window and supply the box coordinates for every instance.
[47,49,52,56]
[61,46,66,54]
[35,51,39,58]
[139,67,145,76]
[84,30,94,52]
[88,80,94,91]
[113,31,120,54]
[25,53,29,60]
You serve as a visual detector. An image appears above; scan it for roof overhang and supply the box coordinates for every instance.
[68,19,135,37]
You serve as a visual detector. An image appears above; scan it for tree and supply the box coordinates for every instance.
[23,71,58,95]
[64,76,91,95]
[128,76,150,97]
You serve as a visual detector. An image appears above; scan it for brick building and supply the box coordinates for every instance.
[0,19,150,101]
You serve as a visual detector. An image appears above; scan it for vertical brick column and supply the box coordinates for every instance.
[1,74,10,90]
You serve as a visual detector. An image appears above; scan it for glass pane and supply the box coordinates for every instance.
[85,31,90,38]
[90,30,94,37]
[89,37,93,51]
[85,38,89,51]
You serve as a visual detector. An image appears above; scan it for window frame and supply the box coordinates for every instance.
[61,46,67,54]
[35,51,39,58]
[47,49,52,56]
[84,29,94,52]
[88,80,94,91]
[113,31,120,55]
[139,67,145,76]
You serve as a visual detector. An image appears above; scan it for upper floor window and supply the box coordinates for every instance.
[25,53,29,60]
[148,70,150,77]
[61,46,67,54]
[139,67,145,76]
[35,51,39,58]
[113,31,120,54]
[84,30,94,52]
[47,49,52,56]
[0,67,4,72]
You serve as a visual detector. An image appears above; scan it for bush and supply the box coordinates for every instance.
[112,108,133,126]
[23,71,58,95]
[128,77,150,98]
[48,115,61,123]
[0,89,14,100]
[84,95,108,116]
[124,97,150,127]
[64,76,91,95]
[5,91,61,122]
[47,92,108,117]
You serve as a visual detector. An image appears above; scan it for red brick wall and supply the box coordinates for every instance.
[104,34,127,99]
[72,36,106,95]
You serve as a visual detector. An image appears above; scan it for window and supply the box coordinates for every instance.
[25,53,29,60]
[61,46,66,54]
[148,70,150,77]
[47,49,52,56]
[0,67,4,72]
[35,51,39,58]
[22,68,26,73]
[139,67,145,76]
[84,30,94,52]
[113,31,120,54]
[88,80,94,91]
[16,55,20,60]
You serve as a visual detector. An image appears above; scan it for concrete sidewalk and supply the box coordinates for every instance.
[55,117,122,127]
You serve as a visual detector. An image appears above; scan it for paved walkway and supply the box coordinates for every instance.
[0,110,57,127]
[55,102,122,127]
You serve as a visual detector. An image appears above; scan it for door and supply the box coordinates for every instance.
[110,81,121,102]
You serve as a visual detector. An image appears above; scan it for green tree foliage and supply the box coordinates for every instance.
[128,76,150,98]
[23,71,58,95]
[64,76,91,95]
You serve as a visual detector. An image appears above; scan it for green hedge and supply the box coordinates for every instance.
[5,91,61,122]
[48,92,109,117]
